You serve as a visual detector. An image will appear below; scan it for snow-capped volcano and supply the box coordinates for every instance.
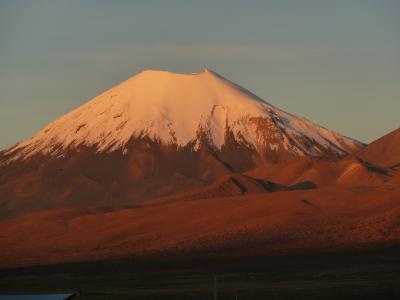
[5,69,361,161]
[0,69,365,217]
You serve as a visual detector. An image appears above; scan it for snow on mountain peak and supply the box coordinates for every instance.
[5,69,362,160]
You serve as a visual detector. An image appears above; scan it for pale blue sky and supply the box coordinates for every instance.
[0,0,399,149]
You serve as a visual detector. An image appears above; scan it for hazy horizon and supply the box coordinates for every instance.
[1,0,399,149]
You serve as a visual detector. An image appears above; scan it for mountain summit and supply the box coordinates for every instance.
[4,69,361,161]
[0,69,363,217]
[357,127,400,168]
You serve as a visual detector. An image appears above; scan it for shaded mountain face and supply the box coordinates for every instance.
[357,127,400,169]
[0,69,363,217]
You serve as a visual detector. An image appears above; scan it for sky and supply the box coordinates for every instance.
[0,0,399,149]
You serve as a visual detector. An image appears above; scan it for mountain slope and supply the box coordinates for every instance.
[246,156,393,188]
[1,185,400,269]
[0,69,363,217]
[147,173,317,206]
[357,127,400,168]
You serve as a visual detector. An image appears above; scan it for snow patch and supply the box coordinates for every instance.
[5,69,362,161]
